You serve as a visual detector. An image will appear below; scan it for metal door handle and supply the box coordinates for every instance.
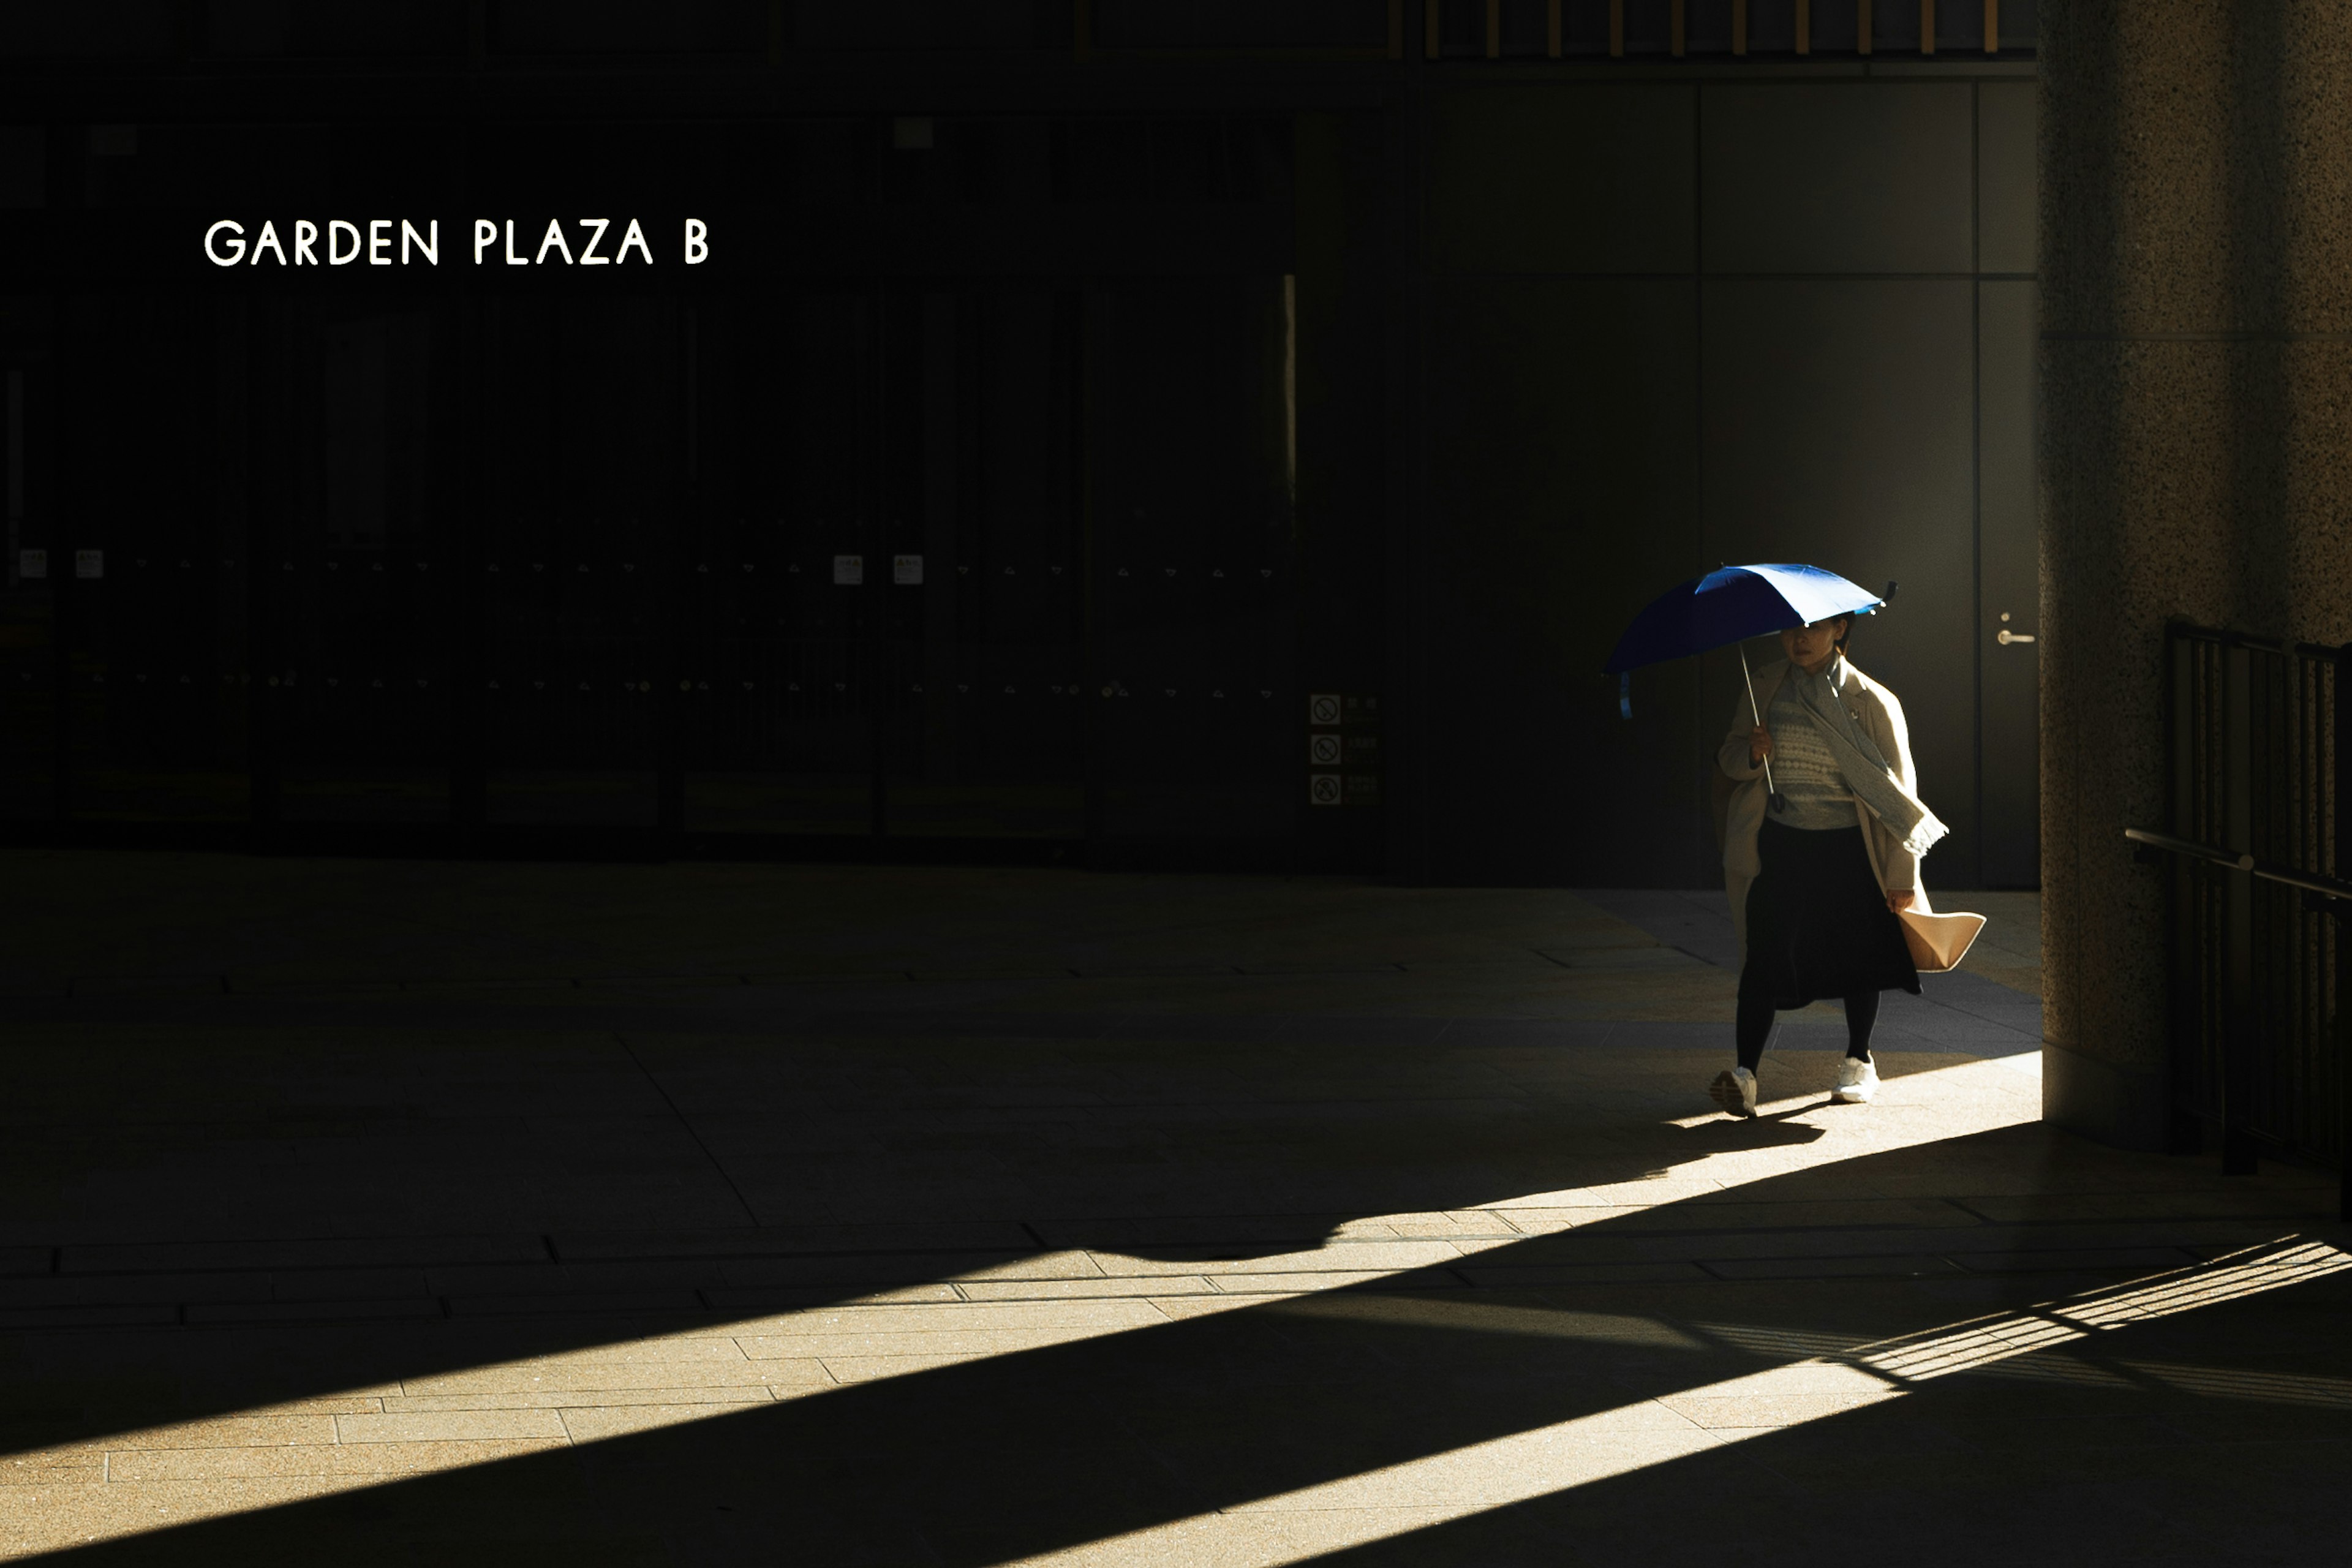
[1996,629,2036,645]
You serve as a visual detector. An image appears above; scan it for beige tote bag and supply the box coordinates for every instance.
[1899,908,1986,974]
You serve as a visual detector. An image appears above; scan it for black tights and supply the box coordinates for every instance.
[1736,991,1878,1073]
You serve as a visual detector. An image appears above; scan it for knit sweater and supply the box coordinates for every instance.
[1765,682,1862,831]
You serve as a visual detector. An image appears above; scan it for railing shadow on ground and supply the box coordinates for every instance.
[23,1114,2346,1567]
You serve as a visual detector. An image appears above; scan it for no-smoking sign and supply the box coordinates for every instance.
[1308,693,1341,726]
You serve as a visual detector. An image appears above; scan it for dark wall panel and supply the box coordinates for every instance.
[1423,279,1700,885]
[1419,77,2014,889]
[1702,83,1973,275]
[1428,85,1696,275]
[1698,278,1979,886]
[1979,80,2038,275]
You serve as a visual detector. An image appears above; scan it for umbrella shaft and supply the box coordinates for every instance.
[1737,642,1777,797]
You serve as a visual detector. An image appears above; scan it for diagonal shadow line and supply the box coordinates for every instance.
[29,1115,2319,1568]
[0,1003,1848,1469]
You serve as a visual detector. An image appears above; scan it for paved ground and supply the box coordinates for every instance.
[0,853,2342,1565]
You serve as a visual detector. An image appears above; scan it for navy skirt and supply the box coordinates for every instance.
[1739,818,1920,1008]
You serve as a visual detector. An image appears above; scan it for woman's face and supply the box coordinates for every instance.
[1779,619,1846,673]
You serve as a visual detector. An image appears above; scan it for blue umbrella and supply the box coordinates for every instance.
[1604,562,1888,810]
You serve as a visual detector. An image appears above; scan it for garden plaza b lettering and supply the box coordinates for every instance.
[202,217,709,268]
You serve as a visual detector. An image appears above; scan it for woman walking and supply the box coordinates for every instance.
[1709,614,1948,1117]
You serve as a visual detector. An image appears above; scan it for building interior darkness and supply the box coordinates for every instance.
[0,0,2041,889]
[14,6,2352,1567]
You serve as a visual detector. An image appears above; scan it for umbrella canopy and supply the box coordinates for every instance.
[1602,563,1885,674]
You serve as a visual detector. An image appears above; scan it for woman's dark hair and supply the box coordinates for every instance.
[1832,615,1854,655]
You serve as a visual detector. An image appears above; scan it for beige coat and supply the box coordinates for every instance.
[1717,657,1934,956]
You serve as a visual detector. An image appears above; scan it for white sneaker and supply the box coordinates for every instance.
[1832,1057,1879,1104]
[1709,1066,1759,1118]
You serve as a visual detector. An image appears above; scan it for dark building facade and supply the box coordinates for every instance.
[0,1,2040,886]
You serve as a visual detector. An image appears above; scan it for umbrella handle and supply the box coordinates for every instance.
[1737,643,1783,809]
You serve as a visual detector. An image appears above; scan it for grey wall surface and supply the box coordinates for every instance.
[1414,68,2038,891]
[2040,6,2352,1151]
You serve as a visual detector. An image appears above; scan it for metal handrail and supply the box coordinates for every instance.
[2124,827,2352,905]
[2163,622,2344,663]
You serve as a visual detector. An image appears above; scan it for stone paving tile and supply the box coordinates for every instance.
[715,1250,1090,1287]
[1661,1390,1901,1428]
[266,1268,437,1302]
[383,1387,778,1414]
[49,1414,341,1455]
[739,1327,1141,1361]
[1959,1186,2338,1224]
[699,1283,965,1311]
[0,1476,361,1556]
[59,1234,552,1275]
[1084,1241,1466,1278]
[334,1409,568,1443]
[1144,1292,1293,1321]
[400,1336,752,1376]
[0,1274,257,1309]
[558,1403,775,1442]
[1504,1196,1983,1233]
[1342,1210,1529,1238]
[105,1437,570,1480]
[1458,1261,1719,1286]
[1494,1219,2275,1266]
[1208,1268,1466,1295]
[732,1298,1168,1336]
[398,1359,799,1397]
[1697,1254,1973,1280]
[1208,1405,1728,1512]
[186,1297,446,1326]
[813,1352,1020,1382]
[1950,1245,2202,1273]
[0,1453,105,1487]
[956,1276,1219,1302]
[230,1396,391,1416]
[446,1291,706,1317]
[421,1262,712,1296]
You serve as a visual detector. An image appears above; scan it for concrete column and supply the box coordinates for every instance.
[2041,5,2352,1148]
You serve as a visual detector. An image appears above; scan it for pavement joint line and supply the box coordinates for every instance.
[611,1029,761,1227]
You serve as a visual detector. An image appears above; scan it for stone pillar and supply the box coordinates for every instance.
[2041,5,2352,1148]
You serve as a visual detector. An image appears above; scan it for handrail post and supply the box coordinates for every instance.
[2163,625,2201,1154]
[2339,643,2352,1219]
[2222,641,2258,1174]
